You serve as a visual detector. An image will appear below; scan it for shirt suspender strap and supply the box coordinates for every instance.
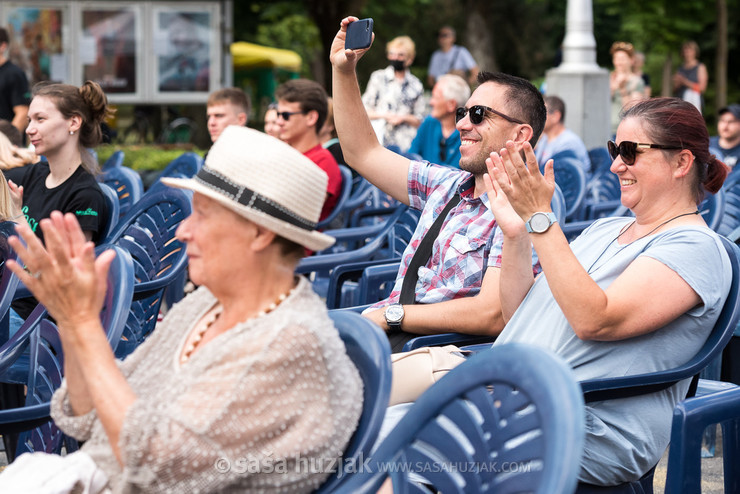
[399,193,461,305]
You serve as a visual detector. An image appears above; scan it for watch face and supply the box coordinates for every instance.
[530,212,551,233]
[385,305,404,323]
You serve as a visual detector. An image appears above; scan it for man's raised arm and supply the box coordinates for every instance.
[330,17,411,204]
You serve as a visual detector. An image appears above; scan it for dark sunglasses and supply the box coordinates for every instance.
[455,105,525,126]
[276,110,306,121]
[607,140,682,166]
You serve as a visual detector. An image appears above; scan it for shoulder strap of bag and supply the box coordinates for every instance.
[399,193,461,304]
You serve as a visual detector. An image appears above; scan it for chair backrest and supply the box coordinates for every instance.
[100,165,144,219]
[96,245,136,352]
[588,146,612,175]
[316,311,392,493]
[551,183,567,224]
[105,188,192,358]
[101,149,124,170]
[581,236,740,402]
[718,175,740,237]
[98,182,121,242]
[159,152,204,181]
[664,385,740,494]
[0,222,21,342]
[698,189,725,233]
[338,343,585,493]
[551,154,587,221]
[317,165,354,230]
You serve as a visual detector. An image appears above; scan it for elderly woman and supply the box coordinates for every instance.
[1,126,363,493]
[483,97,729,485]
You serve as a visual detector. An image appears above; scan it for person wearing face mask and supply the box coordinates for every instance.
[361,36,425,152]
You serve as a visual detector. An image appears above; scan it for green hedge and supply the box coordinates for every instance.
[96,144,206,172]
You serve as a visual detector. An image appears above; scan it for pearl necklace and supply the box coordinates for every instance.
[180,286,295,365]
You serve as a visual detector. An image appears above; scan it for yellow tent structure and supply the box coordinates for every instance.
[231,42,302,71]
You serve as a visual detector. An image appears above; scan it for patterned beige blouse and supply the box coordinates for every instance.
[51,277,364,493]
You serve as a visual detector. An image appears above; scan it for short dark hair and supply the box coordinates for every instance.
[622,97,728,203]
[476,71,547,146]
[0,28,8,46]
[0,119,22,146]
[544,95,566,123]
[275,79,328,133]
[207,87,251,118]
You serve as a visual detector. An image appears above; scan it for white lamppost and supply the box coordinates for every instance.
[545,0,610,148]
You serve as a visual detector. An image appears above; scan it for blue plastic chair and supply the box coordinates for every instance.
[101,149,124,170]
[98,182,121,242]
[550,152,587,221]
[158,152,204,181]
[100,165,144,219]
[0,222,21,344]
[315,311,392,493]
[104,188,192,358]
[588,146,612,175]
[698,189,725,233]
[297,206,418,300]
[664,386,740,494]
[317,165,354,230]
[718,174,740,238]
[0,245,135,461]
[336,343,585,493]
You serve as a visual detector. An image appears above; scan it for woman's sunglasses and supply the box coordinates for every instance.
[607,140,682,166]
[455,105,525,126]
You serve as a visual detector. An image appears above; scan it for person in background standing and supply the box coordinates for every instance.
[609,41,645,136]
[407,74,470,168]
[427,26,479,87]
[673,40,708,113]
[0,28,31,136]
[633,51,652,99]
[362,36,425,152]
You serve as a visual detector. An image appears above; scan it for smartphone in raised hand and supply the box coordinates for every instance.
[345,18,373,50]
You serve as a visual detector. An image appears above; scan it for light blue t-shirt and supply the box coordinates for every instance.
[495,217,731,485]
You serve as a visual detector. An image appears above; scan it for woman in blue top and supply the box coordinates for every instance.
[485,97,730,485]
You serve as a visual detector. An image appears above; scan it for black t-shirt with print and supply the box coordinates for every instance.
[4,162,108,319]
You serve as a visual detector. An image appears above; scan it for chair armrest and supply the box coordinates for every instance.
[403,333,496,352]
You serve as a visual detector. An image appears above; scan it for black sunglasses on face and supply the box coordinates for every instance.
[276,110,306,121]
[607,140,682,166]
[455,105,525,126]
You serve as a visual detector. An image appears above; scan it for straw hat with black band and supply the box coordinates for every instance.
[162,125,336,252]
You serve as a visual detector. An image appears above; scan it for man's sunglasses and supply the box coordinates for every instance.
[276,110,306,121]
[455,105,525,126]
[607,140,682,166]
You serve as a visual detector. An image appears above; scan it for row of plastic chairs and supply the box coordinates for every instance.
[322,310,585,493]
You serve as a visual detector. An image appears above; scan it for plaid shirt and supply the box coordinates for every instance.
[371,161,540,310]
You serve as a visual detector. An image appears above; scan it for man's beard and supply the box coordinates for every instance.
[458,145,495,175]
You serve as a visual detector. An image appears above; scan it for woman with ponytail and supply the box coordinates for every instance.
[4,80,111,326]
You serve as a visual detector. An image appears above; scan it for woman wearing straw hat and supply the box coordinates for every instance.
[1,126,363,493]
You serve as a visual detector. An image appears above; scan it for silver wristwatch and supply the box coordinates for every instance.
[384,304,405,332]
[525,212,558,234]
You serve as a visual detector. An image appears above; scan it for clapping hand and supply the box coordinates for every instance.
[7,211,115,334]
[485,140,555,226]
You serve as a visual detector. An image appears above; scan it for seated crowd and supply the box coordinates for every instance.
[0,14,736,494]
